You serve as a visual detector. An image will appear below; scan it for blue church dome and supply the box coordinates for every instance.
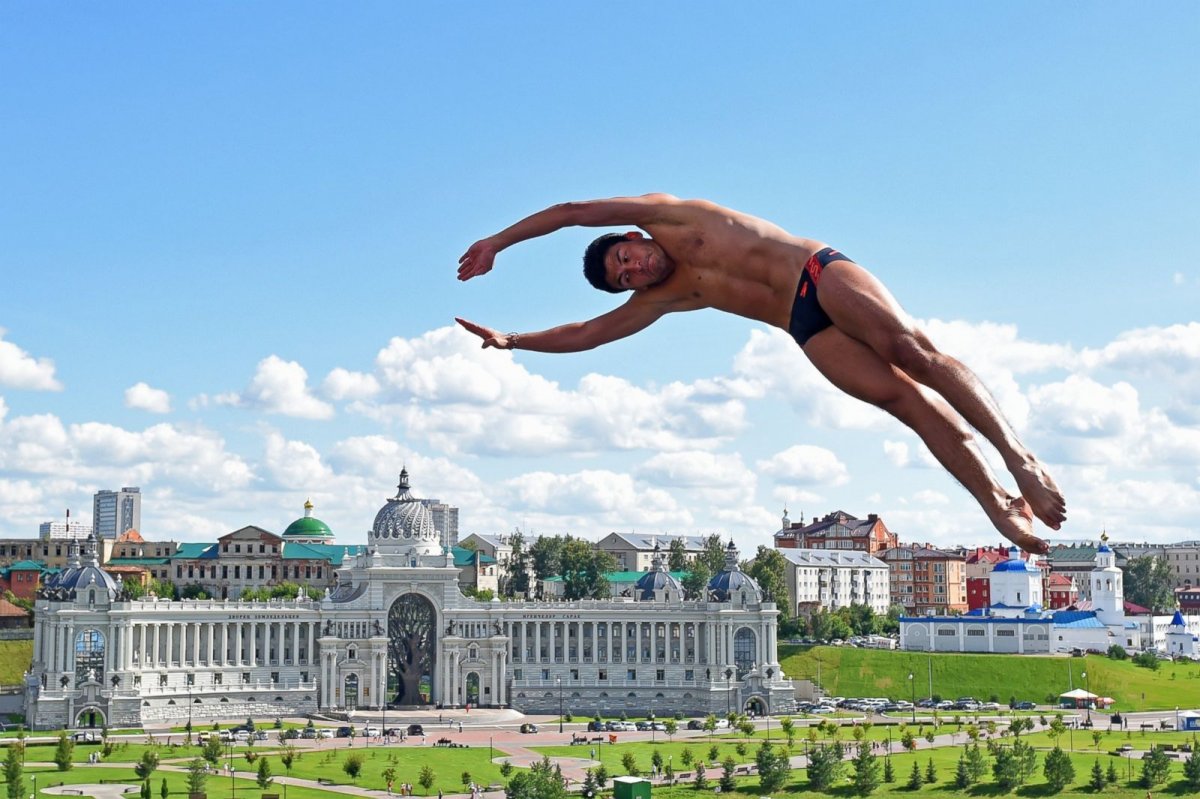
[634,550,682,601]
[707,541,762,602]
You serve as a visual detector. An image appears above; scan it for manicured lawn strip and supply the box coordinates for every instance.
[248,742,509,792]
[779,646,1200,710]
[0,640,32,684]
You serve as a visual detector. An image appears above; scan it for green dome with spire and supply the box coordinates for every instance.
[282,499,335,542]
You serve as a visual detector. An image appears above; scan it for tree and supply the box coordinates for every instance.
[745,546,792,625]
[906,761,923,790]
[692,763,708,791]
[851,743,880,796]
[462,771,473,789]
[343,753,364,781]
[756,742,791,793]
[924,758,937,784]
[382,768,397,794]
[160,778,169,799]
[720,757,737,793]
[1106,644,1127,660]
[1123,556,1174,612]
[992,741,1038,792]
[664,719,678,742]
[280,745,297,784]
[505,533,531,599]
[668,538,689,571]
[807,744,843,792]
[256,757,273,790]
[682,535,727,600]
[1043,746,1075,793]
[529,536,568,584]
[54,731,75,771]
[651,751,664,775]
[202,735,223,765]
[621,751,639,776]
[954,753,973,790]
[1092,730,1104,750]
[1048,717,1067,745]
[4,738,24,799]
[141,781,151,799]
[1088,759,1106,792]
[1105,760,1118,785]
[965,744,987,783]
[680,748,694,767]
[1182,746,1200,789]
[135,750,160,781]
[419,764,436,795]
[780,716,795,746]
[1132,651,1161,671]
[594,764,608,788]
[187,759,208,795]
[559,538,616,600]
[500,762,515,780]
[1140,745,1170,788]
[900,729,916,752]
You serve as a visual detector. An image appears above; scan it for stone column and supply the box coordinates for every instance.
[221,623,229,666]
[249,621,257,667]
[533,623,541,663]
[307,622,315,665]
[235,623,243,666]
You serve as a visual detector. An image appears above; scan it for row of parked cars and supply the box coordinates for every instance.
[334,724,425,738]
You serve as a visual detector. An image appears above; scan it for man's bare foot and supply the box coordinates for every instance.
[1009,457,1066,530]
[989,496,1050,555]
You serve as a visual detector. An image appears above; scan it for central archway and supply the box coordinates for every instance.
[387,593,437,705]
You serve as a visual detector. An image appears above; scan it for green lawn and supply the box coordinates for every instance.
[780,646,1200,710]
[0,639,32,685]
[2,764,351,799]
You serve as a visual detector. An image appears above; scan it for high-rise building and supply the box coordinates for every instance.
[92,487,141,540]
[421,498,459,548]
[38,521,93,540]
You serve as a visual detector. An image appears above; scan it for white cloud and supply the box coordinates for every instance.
[124,382,171,414]
[322,368,380,401]
[756,445,850,486]
[501,470,684,527]
[344,327,747,456]
[0,328,62,391]
[883,440,910,467]
[215,355,334,420]
[1173,273,1186,286]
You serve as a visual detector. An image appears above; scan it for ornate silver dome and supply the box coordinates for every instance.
[634,546,682,601]
[370,468,440,555]
[39,535,119,602]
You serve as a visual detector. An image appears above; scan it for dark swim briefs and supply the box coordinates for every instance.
[788,247,853,346]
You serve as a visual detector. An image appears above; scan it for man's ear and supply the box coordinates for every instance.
[623,231,644,240]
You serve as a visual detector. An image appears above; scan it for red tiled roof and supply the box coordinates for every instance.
[0,597,28,617]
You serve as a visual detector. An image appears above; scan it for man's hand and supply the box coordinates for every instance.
[455,317,510,349]
[457,238,499,281]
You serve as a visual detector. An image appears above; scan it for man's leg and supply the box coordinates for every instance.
[814,259,1066,530]
[802,327,1048,554]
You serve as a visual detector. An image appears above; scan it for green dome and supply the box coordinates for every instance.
[283,499,334,540]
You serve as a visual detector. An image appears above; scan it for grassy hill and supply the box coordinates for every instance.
[0,639,31,685]
[779,645,1200,710]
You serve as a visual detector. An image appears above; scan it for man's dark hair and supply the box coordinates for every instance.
[582,233,626,293]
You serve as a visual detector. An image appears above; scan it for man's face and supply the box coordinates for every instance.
[604,232,673,291]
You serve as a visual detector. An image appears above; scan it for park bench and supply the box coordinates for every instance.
[571,735,589,745]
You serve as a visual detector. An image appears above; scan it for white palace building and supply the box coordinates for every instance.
[24,471,795,730]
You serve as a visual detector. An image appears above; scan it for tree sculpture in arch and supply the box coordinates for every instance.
[387,593,436,705]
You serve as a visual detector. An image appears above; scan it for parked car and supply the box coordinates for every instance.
[316,729,334,739]
[520,723,539,734]
[336,726,353,738]
[253,730,269,740]
[233,731,250,742]
[407,724,425,737]
[587,721,605,732]
[635,721,652,731]
[218,729,234,742]
[686,719,704,730]
[651,722,666,731]
[300,727,317,739]
[1014,701,1037,711]
[809,706,834,714]
[384,728,403,738]
[361,726,380,738]
[72,731,101,743]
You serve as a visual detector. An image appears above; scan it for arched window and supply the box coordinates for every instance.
[74,630,105,685]
[733,628,756,677]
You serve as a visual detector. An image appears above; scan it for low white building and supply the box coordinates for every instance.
[901,539,1200,655]
[780,548,890,616]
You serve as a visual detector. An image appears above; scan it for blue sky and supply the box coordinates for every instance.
[1,2,1197,550]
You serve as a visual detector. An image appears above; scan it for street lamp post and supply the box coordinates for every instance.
[557,676,563,734]
[908,672,916,724]
[650,711,656,743]
[228,739,236,799]
[186,685,193,744]
[1082,670,1090,723]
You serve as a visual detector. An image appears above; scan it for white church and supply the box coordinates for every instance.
[901,536,1200,656]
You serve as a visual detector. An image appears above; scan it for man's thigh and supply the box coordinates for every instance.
[802,325,919,408]
[817,260,923,356]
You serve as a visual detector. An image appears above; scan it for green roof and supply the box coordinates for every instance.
[6,560,46,571]
[452,547,497,567]
[174,543,216,558]
[544,570,688,583]
[282,542,363,562]
[283,515,334,539]
[106,557,169,566]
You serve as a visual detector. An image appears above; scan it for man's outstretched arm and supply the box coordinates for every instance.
[457,194,683,281]
[456,292,671,353]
